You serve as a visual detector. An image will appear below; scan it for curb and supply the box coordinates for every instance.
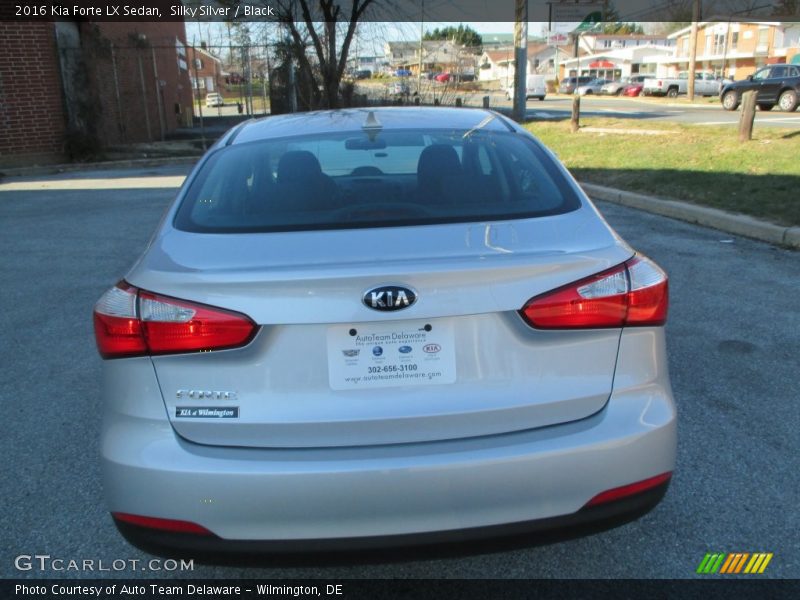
[0,155,201,179]
[581,182,800,250]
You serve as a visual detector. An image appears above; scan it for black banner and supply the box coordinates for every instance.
[2,0,800,23]
[4,579,800,600]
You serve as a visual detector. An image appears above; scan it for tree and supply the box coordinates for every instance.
[221,0,376,110]
[602,22,645,34]
[601,2,643,33]
[277,0,377,109]
[423,24,482,48]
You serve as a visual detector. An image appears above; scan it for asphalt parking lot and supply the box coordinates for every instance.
[0,165,797,579]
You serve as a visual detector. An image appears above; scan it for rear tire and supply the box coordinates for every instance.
[721,90,739,111]
[666,87,679,99]
[615,89,623,96]
[778,89,798,112]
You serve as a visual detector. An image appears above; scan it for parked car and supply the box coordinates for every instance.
[558,76,592,94]
[354,69,372,80]
[643,71,722,98]
[720,63,800,112]
[205,93,224,108]
[434,72,451,83]
[395,69,412,77]
[577,78,612,96]
[601,75,647,96]
[505,75,547,101]
[623,83,645,97]
[94,107,675,553]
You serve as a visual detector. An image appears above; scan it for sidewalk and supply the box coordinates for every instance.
[582,183,800,250]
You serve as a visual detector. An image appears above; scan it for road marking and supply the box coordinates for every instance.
[0,176,186,191]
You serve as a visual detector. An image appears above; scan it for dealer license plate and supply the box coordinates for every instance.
[327,319,456,390]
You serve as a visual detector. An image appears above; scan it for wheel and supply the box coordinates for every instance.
[666,87,679,99]
[778,89,798,112]
[757,104,774,111]
[538,97,545,101]
[615,89,623,96]
[721,90,739,111]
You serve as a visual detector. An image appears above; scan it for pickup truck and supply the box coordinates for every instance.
[643,72,724,98]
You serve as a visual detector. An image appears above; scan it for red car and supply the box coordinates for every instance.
[434,72,451,83]
[623,83,644,97]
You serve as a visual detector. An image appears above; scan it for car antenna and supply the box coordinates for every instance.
[362,111,382,140]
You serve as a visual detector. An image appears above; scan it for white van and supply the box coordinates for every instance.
[506,75,547,101]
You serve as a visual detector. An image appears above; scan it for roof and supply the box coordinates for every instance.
[189,45,222,63]
[587,34,670,40]
[228,107,514,146]
[668,20,784,39]
[483,50,513,64]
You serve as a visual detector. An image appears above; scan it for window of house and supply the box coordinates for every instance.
[758,28,768,45]
[731,32,738,50]
[713,34,725,55]
[194,58,203,69]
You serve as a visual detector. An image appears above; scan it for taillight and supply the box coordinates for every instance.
[112,512,213,535]
[93,282,256,359]
[584,472,672,507]
[520,255,668,329]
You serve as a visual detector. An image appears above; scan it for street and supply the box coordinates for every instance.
[194,92,800,129]
[515,95,800,127]
[0,165,797,579]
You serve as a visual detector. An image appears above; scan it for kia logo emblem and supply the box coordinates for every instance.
[363,285,417,312]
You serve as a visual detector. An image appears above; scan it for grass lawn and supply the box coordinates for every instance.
[526,118,800,227]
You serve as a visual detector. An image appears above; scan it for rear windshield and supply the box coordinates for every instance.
[174,128,581,233]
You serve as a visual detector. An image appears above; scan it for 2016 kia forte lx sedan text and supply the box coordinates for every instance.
[94,107,676,552]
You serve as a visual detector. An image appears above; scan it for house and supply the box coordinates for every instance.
[478,49,514,83]
[188,44,225,94]
[658,20,800,79]
[0,21,193,167]
[384,40,480,77]
[347,54,385,75]
[479,44,583,84]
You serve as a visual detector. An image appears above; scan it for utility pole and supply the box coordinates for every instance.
[512,0,528,122]
[687,0,701,101]
[418,0,424,96]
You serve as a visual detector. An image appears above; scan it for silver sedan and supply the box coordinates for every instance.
[94,107,676,552]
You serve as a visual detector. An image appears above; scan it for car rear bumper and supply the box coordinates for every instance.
[101,378,676,550]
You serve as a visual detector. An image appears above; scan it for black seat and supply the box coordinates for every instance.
[274,150,336,211]
[416,144,464,206]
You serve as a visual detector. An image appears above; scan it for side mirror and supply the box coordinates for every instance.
[746,75,753,81]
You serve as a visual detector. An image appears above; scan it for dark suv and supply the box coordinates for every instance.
[720,64,800,112]
[558,76,592,94]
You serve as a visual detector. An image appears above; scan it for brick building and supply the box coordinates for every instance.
[0,21,193,168]
[188,45,226,95]
[660,21,800,79]
[0,23,67,167]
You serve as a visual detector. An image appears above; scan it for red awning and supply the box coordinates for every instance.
[589,60,616,69]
